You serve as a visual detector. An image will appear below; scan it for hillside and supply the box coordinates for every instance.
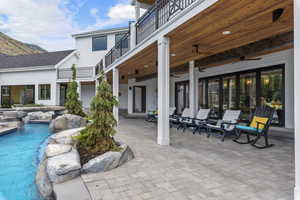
[0,32,46,56]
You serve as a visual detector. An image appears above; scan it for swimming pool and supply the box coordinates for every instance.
[0,123,50,200]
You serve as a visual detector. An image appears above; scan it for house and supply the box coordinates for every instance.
[0,27,128,109]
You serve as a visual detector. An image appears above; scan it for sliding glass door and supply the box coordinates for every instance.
[175,81,189,114]
[239,72,257,121]
[261,68,284,126]
[207,78,220,118]
[198,64,285,126]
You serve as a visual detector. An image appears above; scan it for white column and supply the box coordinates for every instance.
[113,68,119,124]
[35,84,39,104]
[128,79,135,114]
[157,36,170,145]
[95,80,99,95]
[189,61,197,117]
[295,1,300,199]
[77,81,81,100]
[135,1,141,20]
[130,22,137,50]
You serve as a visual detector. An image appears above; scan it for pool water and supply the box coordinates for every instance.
[0,124,50,200]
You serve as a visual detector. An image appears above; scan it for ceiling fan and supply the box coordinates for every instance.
[238,56,262,62]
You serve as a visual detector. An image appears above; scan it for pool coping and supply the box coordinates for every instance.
[0,126,18,136]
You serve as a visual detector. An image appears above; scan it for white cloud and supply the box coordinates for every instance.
[0,0,135,51]
[88,3,135,29]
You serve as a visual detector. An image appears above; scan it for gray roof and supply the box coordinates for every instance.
[0,50,74,69]
[72,27,128,38]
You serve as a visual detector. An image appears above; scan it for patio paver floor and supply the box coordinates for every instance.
[81,117,294,200]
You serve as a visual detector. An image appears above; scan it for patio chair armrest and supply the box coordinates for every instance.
[221,121,238,125]
[193,118,206,124]
[207,119,217,125]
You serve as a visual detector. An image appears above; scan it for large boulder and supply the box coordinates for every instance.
[49,114,86,133]
[49,128,84,145]
[47,149,81,184]
[36,159,54,200]
[23,111,54,123]
[45,144,72,158]
[82,151,122,174]
[2,111,26,119]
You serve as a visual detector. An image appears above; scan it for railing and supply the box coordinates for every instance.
[105,32,131,67]
[57,67,94,80]
[104,0,199,68]
[136,0,198,44]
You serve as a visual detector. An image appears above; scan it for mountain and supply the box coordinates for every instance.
[0,32,47,56]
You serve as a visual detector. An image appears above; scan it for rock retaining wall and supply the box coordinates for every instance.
[36,127,134,200]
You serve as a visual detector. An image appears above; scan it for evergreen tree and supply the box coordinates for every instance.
[65,64,86,117]
[76,73,119,163]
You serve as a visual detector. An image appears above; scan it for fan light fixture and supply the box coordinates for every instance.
[222,31,231,35]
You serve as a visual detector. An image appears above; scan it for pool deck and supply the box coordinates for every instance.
[63,117,292,200]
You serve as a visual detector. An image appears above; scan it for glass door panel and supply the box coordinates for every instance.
[261,69,284,126]
[198,80,206,109]
[240,73,256,121]
[223,76,237,110]
[207,78,220,118]
[175,81,189,114]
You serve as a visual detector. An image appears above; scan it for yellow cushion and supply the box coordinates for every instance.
[250,116,268,129]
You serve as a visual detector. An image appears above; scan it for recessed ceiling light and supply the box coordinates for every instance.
[171,53,176,57]
[222,31,231,35]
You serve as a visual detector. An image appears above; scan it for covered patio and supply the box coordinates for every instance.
[82,117,294,200]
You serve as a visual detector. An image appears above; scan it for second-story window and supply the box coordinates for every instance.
[92,35,107,51]
[115,33,128,49]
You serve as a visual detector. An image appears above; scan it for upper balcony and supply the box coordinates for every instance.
[104,0,200,69]
[57,66,96,81]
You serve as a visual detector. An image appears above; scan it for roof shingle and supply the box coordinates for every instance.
[0,50,74,69]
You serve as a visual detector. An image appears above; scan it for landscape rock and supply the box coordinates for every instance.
[36,159,54,200]
[82,151,122,174]
[47,149,81,184]
[49,128,84,145]
[49,114,86,133]
[27,111,54,121]
[2,111,26,119]
[45,144,72,158]
[118,143,135,166]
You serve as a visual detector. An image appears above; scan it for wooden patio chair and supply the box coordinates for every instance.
[233,106,275,149]
[206,110,241,141]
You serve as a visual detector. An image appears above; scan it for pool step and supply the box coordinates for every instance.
[53,177,91,200]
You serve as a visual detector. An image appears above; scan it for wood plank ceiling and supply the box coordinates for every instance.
[137,0,155,5]
[116,0,293,83]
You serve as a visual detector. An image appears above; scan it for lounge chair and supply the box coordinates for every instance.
[178,109,211,133]
[206,110,241,141]
[170,108,192,129]
[233,106,275,149]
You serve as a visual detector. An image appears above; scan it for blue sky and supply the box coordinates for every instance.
[0,0,135,51]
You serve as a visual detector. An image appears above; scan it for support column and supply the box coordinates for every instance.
[35,84,39,104]
[113,68,119,124]
[95,79,99,95]
[157,36,170,145]
[189,60,197,117]
[135,1,141,20]
[130,22,137,49]
[128,79,135,114]
[77,81,81,100]
[295,1,300,199]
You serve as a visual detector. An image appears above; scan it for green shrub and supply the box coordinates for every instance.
[65,64,86,117]
[75,73,120,164]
